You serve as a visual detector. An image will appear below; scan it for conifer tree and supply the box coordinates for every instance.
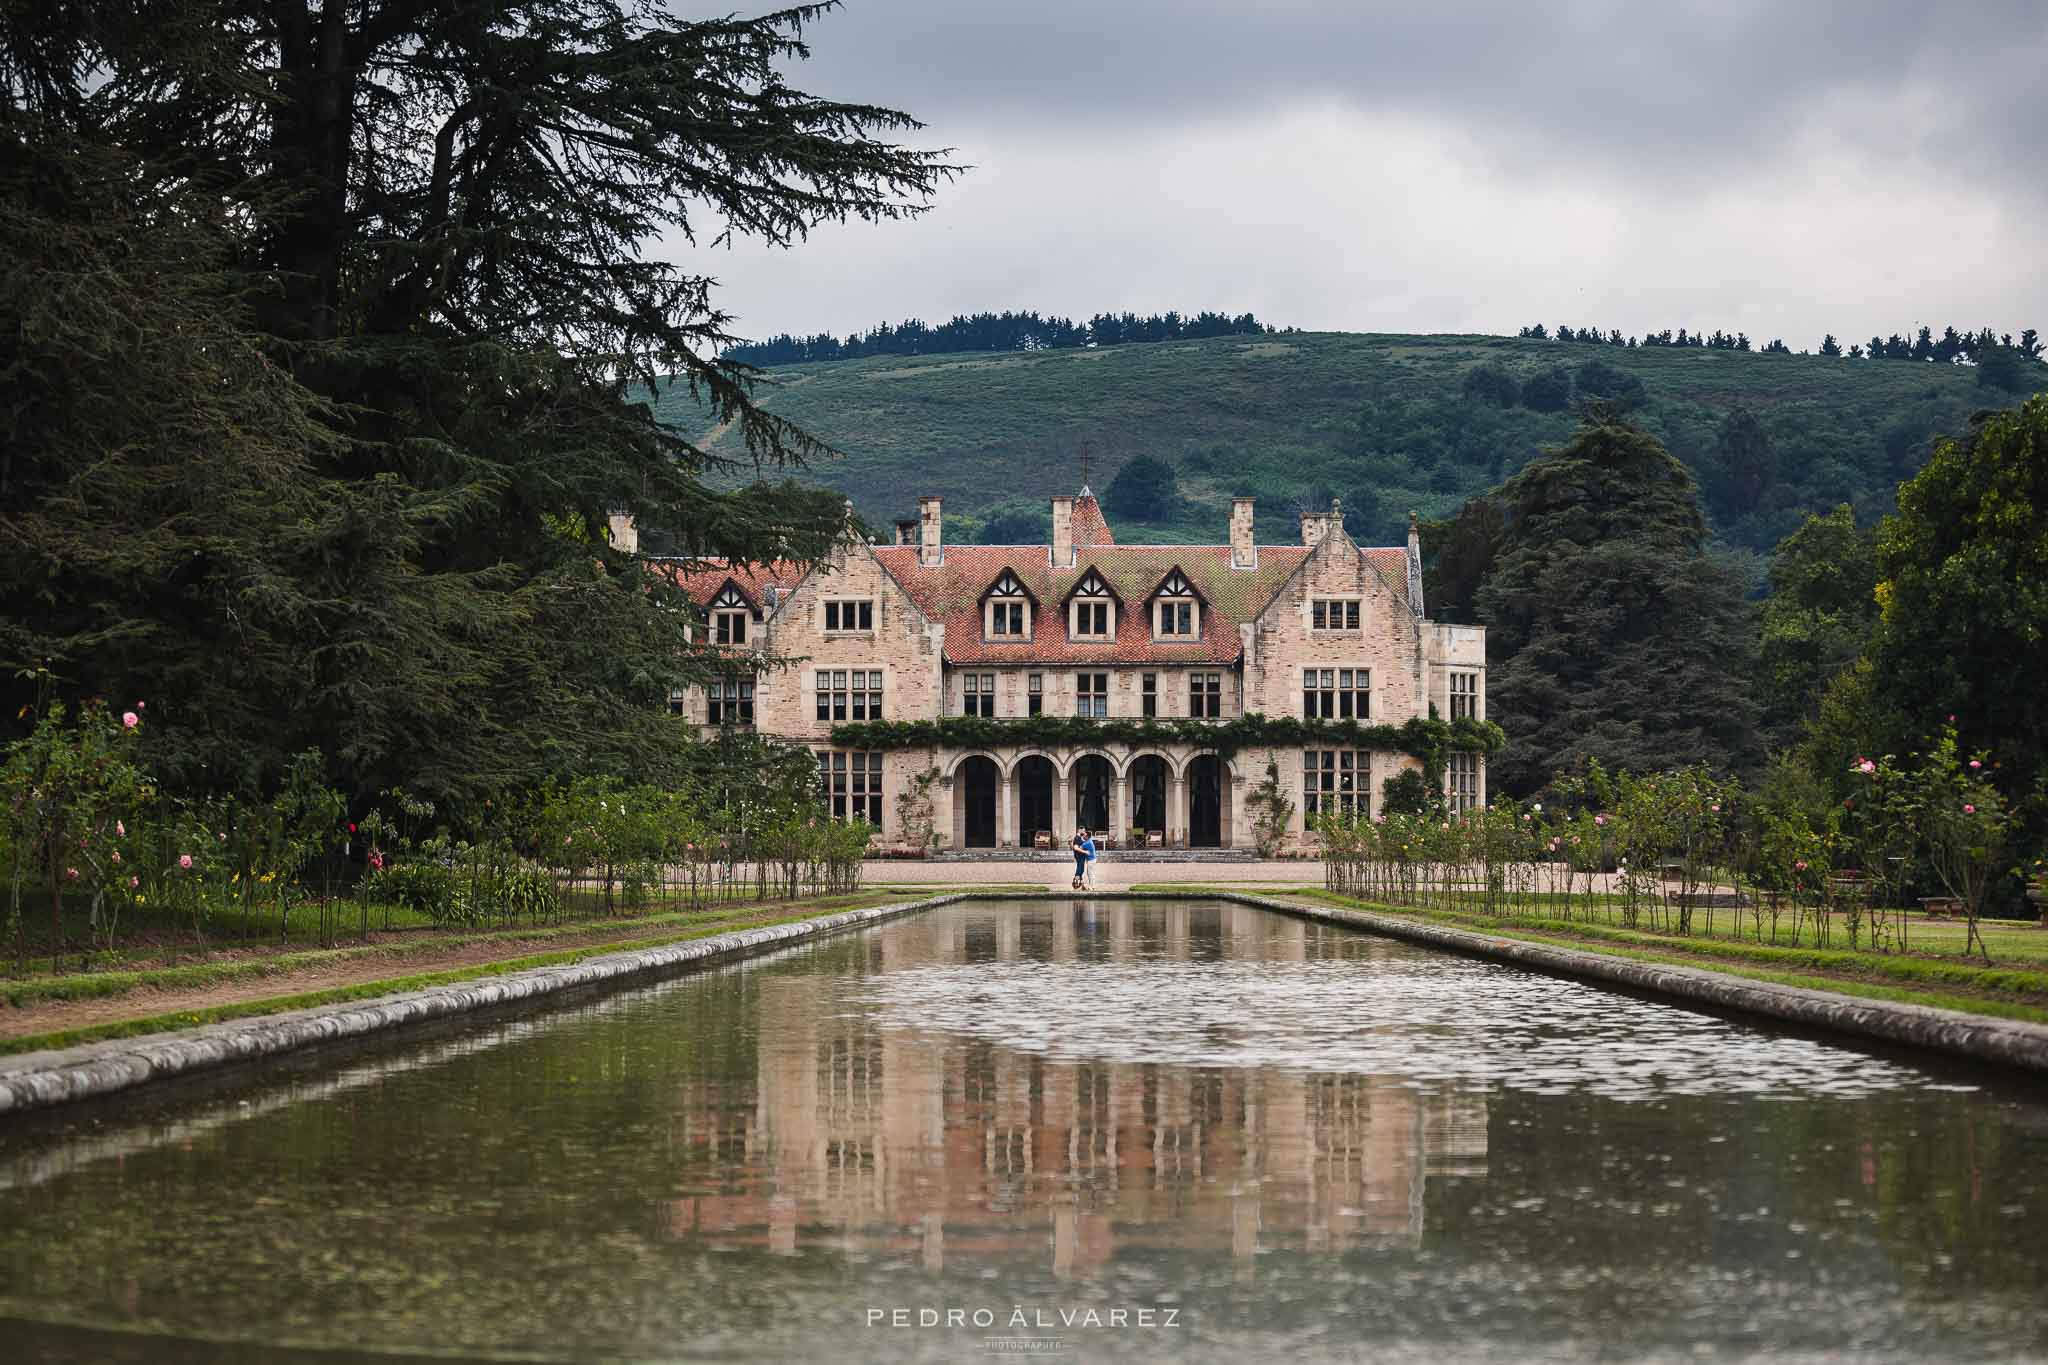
[0,0,954,804]
[1476,408,1761,794]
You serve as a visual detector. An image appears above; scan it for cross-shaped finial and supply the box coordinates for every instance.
[1079,443,1091,491]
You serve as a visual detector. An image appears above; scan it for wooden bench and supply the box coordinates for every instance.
[1663,891,1751,911]
[1918,896,1963,920]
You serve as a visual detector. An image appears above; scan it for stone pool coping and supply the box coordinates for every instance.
[4,887,2044,1117]
[0,893,965,1117]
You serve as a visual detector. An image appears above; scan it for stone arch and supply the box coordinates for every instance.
[1010,746,1070,779]
[943,749,1011,783]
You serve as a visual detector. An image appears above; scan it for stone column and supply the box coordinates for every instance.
[1111,772,1129,844]
[998,768,1016,847]
[1053,768,1074,840]
[1169,773,1187,846]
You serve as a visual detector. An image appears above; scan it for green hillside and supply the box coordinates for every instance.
[652,331,2019,561]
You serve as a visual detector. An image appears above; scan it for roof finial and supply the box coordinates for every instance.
[1079,442,1091,495]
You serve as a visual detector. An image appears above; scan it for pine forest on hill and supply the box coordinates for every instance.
[653,330,2034,573]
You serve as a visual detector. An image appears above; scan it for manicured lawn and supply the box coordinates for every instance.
[0,891,916,1055]
[1280,888,2048,1025]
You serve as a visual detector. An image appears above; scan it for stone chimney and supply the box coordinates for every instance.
[918,496,944,567]
[1050,496,1075,567]
[1407,510,1425,618]
[1300,498,1344,549]
[606,511,639,555]
[1230,498,1257,569]
[895,518,919,547]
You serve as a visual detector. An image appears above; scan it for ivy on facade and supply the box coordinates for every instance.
[825,713,1506,787]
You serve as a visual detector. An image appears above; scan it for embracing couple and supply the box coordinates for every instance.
[1069,828,1099,891]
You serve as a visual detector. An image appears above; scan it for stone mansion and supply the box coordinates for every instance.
[652,489,1486,851]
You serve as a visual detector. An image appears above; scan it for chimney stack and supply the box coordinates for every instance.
[1050,496,1074,567]
[606,511,639,555]
[918,496,944,567]
[1230,498,1256,569]
[1407,510,1425,618]
[1299,508,1327,549]
[895,518,919,547]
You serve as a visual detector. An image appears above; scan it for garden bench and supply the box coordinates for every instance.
[1918,896,1963,919]
[1663,890,1751,911]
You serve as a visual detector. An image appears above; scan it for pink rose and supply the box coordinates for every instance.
[116,820,125,837]
[129,876,140,889]
[1963,804,1975,814]
[1969,760,1981,770]
[1594,814,1607,826]
[179,854,193,869]
[111,851,121,865]
[122,711,138,729]
[65,867,79,881]
[1857,759,1876,775]
[1794,860,1808,871]
[1709,803,1720,813]
[136,700,145,710]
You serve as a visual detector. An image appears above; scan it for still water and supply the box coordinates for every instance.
[1,900,2044,1363]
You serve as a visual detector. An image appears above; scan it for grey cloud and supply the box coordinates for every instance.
[779,1,2048,186]
[665,2,2048,348]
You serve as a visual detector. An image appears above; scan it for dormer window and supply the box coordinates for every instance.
[1151,568,1201,640]
[983,568,1034,640]
[709,584,751,645]
[1068,569,1116,640]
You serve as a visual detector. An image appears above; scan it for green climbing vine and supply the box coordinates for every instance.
[827,713,1505,787]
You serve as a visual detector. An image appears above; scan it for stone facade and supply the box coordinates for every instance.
[660,490,1485,850]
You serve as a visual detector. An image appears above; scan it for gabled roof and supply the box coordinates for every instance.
[1061,565,1122,604]
[1145,565,1207,604]
[655,560,809,613]
[1070,489,1116,548]
[874,543,1328,664]
[980,566,1040,606]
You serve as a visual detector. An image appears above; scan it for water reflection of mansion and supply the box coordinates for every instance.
[664,905,1489,1272]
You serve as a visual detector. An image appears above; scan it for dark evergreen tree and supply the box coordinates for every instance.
[1,0,953,803]
[1520,366,1573,413]
[1571,359,1646,410]
[1757,506,1878,738]
[1420,498,1504,626]
[1461,363,1520,407]
[1475,410,1761,794]
[1820,333,1843,357]
[1705,408,1778,514]
[1976,345,2041,394]
[1104,455,1180,521]
[1341,487,1386,543]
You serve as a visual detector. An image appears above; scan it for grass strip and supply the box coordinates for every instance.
[0,896,919,1058]
[1279,890,2048,1024]
[2,893,894,1009]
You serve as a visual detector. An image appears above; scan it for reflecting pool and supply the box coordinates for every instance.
[1,900,2045,1363]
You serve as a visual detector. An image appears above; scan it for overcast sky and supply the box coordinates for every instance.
[672,1,2048,350]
